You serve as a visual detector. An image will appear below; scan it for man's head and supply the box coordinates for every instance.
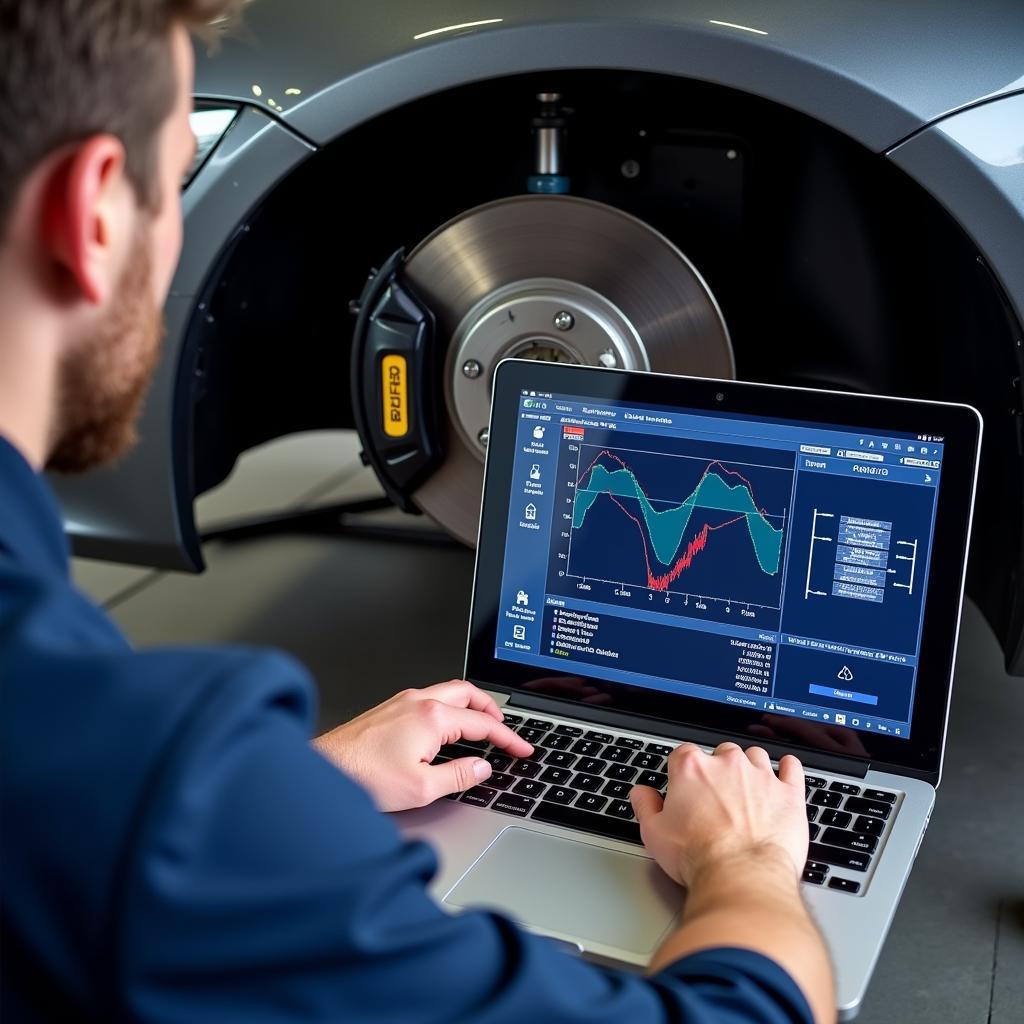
[0,1,241,471]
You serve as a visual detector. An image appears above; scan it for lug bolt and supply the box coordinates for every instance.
[553,311,575,331]
[478,428,490,447]
[599,349,617,367]
[462,359,483,379]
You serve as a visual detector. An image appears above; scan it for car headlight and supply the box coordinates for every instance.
[185,106,239,187]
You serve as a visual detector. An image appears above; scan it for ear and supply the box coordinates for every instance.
[42,134,132,306]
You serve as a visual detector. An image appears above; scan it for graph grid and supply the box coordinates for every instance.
[566,444,793,610]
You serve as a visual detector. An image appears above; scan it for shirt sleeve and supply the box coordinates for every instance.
[115,657,814,1024]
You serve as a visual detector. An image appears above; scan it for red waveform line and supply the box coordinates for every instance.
[607,494,746,591]
[580,448,772,519]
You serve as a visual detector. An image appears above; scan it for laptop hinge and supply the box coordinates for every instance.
[489,688,870,779]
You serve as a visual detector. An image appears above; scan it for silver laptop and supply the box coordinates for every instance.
[398,360,982,1018]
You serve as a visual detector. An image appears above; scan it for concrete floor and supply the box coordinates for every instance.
[73,430,1024,1024]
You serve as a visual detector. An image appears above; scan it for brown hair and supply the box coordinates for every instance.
[0,0,244,230]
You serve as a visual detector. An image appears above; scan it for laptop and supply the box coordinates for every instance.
[397,360,982,1018]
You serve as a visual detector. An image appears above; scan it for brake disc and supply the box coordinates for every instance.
[403,194,734,544]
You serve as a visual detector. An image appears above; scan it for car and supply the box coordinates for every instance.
[54,1,1024,677]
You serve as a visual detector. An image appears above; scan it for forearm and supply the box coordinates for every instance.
[649,847,834,1024]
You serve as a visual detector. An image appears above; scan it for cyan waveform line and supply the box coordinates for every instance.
[573,455,784,577]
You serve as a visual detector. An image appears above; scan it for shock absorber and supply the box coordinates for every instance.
[528,91,570,194]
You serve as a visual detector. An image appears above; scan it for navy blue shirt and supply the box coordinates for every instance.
[0,435,813,1023]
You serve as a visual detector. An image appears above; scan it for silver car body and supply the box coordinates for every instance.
[54,2,1024,666]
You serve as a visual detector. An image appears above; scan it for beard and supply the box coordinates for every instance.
[46,227,165,474]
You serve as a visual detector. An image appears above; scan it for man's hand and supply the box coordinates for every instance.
[633,743,833,1024]
[630,741,808,886]
[312,680,533,812]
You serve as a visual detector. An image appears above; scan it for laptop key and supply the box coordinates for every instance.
[605,764,637,783]
[808,842,871,872]
[828,781,860,795]
[632,752,664,771]
[804,861,830,875]
[635,770,668,789]
[459,738,489,750]
[818,809,852,828]
[502,713,523,726]
[576,757,606,775]
[461,786,497,808]
[802,868,827,885]
[493,793,536,817]
[510,759,543,778]
[805,775,827,789]
[844,797,891,820]
[614,737,644,750]
[828,877,861,894]
[488,773,516,791]
[540,766,573,785]
[585,731,613,743]
[572,740,604,757]
[603,745,633,763]
[607,799,635,820]
[485,752,513,772]
[575,793,608,813]
[544,750,577,769]
[525,718,553,730]
[517,728,546,745]
[854,815,885,836]
[545,786,576,805]
[513,779,547,799]
[806,805,819,822]
[821,827,878,854]
[571,773,604,793]
[603,780,633,799]
[646,743,674,756]
[811,790,843,808]
[440,743,479,759]
[544,733,574,751]
[808,824,820,840]
[555,724,584,737]
[862,789,897,804]
[532,800,642,844]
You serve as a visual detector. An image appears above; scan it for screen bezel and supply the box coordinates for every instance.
[465,360,981,783]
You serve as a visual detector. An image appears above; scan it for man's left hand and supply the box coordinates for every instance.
[312,680,533,811]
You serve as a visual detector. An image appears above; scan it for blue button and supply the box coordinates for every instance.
[809,684,879,706]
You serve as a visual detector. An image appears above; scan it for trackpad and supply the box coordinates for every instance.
[444,826,680,955]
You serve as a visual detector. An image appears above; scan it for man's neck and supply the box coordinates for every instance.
[0,278,61,471]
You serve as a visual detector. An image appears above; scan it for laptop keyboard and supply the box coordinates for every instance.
[433,713,902,897]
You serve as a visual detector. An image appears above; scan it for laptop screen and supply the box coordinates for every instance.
[492,388,947,742]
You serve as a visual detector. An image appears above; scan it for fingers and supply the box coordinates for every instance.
[630,784,664,828]
[417,680,504,721]
[667,740,702,771]
[668,740,779,776]
[714,741,744,757]
[423,756,492,803]
[744,745,773,770]
[435,704,534,757]
[777,753,805,788]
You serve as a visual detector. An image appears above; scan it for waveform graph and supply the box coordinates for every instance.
[566,444,793,612]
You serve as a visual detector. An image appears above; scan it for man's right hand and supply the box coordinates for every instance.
[632,742,833,1024]
[630,741,808,886]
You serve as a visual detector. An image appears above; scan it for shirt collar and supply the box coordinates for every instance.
[0,434,70,578]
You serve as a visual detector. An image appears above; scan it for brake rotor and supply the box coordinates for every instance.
[403,194,734,544]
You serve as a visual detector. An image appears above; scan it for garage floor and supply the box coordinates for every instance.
[73,431,1024,1024]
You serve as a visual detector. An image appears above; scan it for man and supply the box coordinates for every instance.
[0,2,833,1021]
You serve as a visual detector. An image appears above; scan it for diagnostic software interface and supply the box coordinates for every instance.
[495,389,945,740]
